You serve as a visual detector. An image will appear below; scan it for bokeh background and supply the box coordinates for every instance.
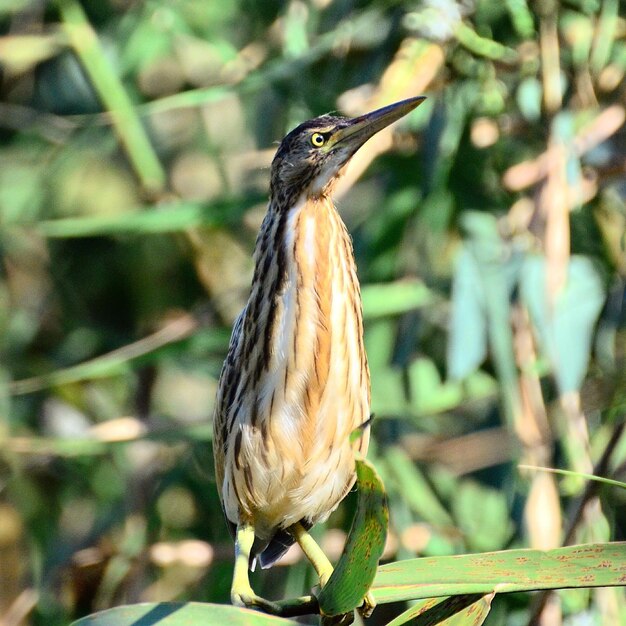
[1,0,626,624]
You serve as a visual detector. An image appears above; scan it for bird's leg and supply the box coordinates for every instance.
[290,522,334,588]
[290,524,356,626]
[231,523,318,617]
[231,523,282,613]
[290,522,376,619]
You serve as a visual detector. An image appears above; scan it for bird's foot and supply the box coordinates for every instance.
[358,590,376,619]
[233,588,320,618]
[231,586,282,615]
[321,611,355,626]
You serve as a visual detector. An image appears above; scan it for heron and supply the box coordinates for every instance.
[213,96,425,617]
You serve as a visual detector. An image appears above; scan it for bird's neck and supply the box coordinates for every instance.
[256,188,360,374]
[288,193,349,282]
[255,192,355,290]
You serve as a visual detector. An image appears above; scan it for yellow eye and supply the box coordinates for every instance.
[311,132,326,147]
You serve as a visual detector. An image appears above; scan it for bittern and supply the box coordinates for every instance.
[213,96,425,615]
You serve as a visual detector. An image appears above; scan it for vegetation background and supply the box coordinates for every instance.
[1,0,625,624]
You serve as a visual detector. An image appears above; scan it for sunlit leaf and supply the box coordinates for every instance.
[519,465,626,491]
[0,33,67,73]
[32,198,251,237]
[386,593,493,626]
[361,280,435,319]
[452,482,513,552]
[589,0,619,75]
[383,446,453,527]
[447,247,488,380]
[371,543,626,604]
[409,358,466,414]
[8,323,228,396]
[520,255,606,393]
[0,0,32,14]
[59,0,166,192]
[517,77,542,122]
[505,0,534,38]
[454,23,517,62]
[70,602,300,625]
[282,0,309,59]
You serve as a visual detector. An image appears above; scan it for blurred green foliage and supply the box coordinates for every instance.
[1,1,625,625]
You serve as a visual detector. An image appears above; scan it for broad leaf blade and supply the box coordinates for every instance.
[372,542,626,604]
[317,459,388,617]
[520,255,605,393]
[387,594,493,626]
[383,446,453,527]
[70,602,300,625]
[446,246,488,381]
[361,280,435,320]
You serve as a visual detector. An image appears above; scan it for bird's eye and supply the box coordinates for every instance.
[310,132,326,147]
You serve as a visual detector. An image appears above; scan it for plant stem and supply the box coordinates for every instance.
[57,0,166,194]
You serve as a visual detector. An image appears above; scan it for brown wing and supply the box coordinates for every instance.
[212,307,247,517]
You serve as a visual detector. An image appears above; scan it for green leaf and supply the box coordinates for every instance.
[0,33,66,74]
[361,280,435,319]
[371,543,626,604]
[386,593,493,626]
[447,247,488,380]
[520,255,605,393]
[0,0,32,14]
[454,23,517,63]
[589,0,619,75]
[7,322,228,395]
[458,213,523,425]
[408,358,465,414]
[452,482,513,552]
[283,0,309,59]
[383,446,453,527]
[70,602,300,625]
[58,0,166,193]
[516,77,542,122]
[504,0,534,38]
[317,459,388,617]
[519,465,626,491]
[30,198,253,238]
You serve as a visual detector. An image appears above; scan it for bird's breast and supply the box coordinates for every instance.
[222,195,370,535]
[266,196,368,461]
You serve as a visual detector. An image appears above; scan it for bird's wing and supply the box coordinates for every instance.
[212,306,247,510]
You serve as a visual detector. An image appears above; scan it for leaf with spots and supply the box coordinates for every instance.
[371,543,626,605]
[317,458,388,617]
[386,594,493,626]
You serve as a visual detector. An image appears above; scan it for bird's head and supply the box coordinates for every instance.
[269,96,426,204]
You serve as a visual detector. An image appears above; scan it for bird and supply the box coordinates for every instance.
[212,96,425,616]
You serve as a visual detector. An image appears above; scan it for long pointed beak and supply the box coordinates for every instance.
[326,96,426,153]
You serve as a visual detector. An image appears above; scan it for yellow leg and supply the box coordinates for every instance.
[231,522,322,617]
[290,523,376,619]
[231,523,282,613]
[290,522,334,588]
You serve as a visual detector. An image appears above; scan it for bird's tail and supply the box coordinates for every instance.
[254,529,294,570]
[252,520,313,570]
